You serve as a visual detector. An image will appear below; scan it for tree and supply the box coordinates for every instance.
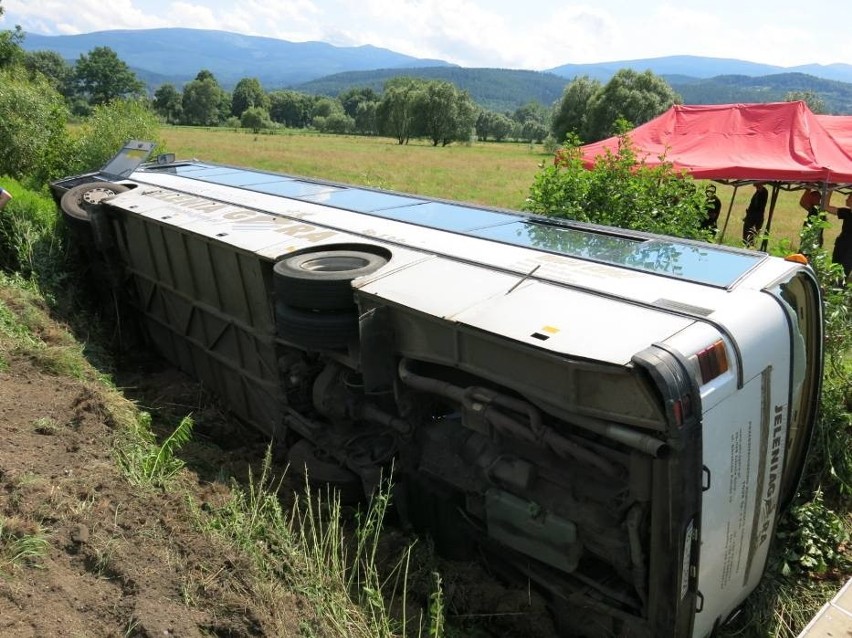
[240,106,273,133]
[376,77,424,145]
[0,67,69,183]
[582,69,680,142]
[268,90,312,128]
[153,83,183,123]
[181,70,226,126]
[476,110,514,142]
[0,24,24,69]
[23,50,71,94]
[231,77,267,118]
[551,75,601,144]
[72,46,145,106]
[417,80,464,146]
[353,100,378,135]
[784,90,827,115]
[339,86,378,119]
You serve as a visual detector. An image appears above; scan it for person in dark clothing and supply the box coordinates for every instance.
[742,182,768,247]
[824,191,852,279]
[798,189,825,251]
[702,184,722,235]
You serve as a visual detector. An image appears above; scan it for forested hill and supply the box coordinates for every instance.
[295,67,569,113]
[670,72,852,113]
[295,68,852,114]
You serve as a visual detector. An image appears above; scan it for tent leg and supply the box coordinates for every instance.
[759,182,781,253]
[719,184,739,243]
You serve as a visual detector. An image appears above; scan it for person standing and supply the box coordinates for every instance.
[798,188,825,251]
[0,186,11,210]
[823,191,852,279]
[742,182,768,247]
[702,184,722,235]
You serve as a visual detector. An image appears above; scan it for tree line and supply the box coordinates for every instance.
[4,21,693,146]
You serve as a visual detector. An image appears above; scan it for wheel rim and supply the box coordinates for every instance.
[298,255,373,273]
[81,187,120,206]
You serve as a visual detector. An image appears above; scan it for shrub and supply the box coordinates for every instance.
[0,67,70,186]
[0,178,66,287]
[65,100,163,176]
[524,129,708,240]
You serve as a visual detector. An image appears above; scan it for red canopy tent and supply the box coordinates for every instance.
[578,101,852,245]
[816,114,852,152]
[579,101,852,183]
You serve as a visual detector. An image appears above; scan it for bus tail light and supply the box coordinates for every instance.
[691,340,729,385]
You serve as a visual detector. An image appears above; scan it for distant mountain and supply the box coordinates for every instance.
[667,72,852,113]
[20,28,455,88]
[18,29,852,113]
[547,55,852,85]
[294,67,569,113]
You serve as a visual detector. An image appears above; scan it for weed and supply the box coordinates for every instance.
[197,446,439,637]
[32,416,59,435]
[117,412,194,488]
[0,516,50,571]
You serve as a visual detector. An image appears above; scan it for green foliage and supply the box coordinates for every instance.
[23,49,71,94]
[118,411,194,487]
[776,490,850,575]
[524,129,708,239]
[785,90,827,114]
[231,77,267,118]
[0,67,70,184]
[268,89,313,128]
[377,78,424,145]
[583,69,681,142]
[71,46,145,107]
[551,75,602,144]
[66,100,162,176]
[415,80,478,147]
[240,106,274,133]
[0,516,49,571]
[200,448,430,637]
[152,83,183,123]
[0,25,25,69]
[0,178,65,285]
[181,69,227,126]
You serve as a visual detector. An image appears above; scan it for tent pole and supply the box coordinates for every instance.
[759,182,781,252]
[719,184,739,243]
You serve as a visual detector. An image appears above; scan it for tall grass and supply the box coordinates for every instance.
[198,448,433,637]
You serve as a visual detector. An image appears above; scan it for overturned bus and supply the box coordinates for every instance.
[51,141,823,637]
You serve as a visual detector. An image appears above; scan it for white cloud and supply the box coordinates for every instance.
[2,0,848,69]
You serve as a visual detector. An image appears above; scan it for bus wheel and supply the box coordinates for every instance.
[273,245,389,311]
[60,181,129,225]
[274,302,359,350]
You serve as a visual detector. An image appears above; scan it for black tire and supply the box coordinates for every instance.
[273,245,389,311]
[275,301,358,350]
[287,439,363,503]
[60,181,129,224]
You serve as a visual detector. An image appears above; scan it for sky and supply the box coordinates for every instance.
[2,0,850,71]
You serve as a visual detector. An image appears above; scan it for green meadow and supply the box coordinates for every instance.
[159,126,843,252]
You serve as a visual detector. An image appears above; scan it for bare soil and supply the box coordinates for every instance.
[0,326,556,637]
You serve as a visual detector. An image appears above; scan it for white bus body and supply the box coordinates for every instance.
[51,142,823,638]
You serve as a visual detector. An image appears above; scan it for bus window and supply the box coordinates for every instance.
[771,269,823,507]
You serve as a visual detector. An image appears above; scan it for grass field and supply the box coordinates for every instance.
[158,126,843,252]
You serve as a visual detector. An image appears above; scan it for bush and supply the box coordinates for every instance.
[0,67,70,186]
[66,100,163,176]
[524,129,709,240]
[0,178,66,287]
